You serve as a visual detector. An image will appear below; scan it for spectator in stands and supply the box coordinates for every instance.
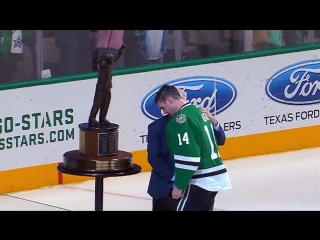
[0,30,35,83]
[93,30,125,71]
[184,30,224,57]
[133,30,174,66]
[244,30,282,51]
[315,30,320,41]
[282,30,303,46]
[54,30,92,76]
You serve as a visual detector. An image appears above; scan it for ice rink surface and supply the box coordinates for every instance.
[1,147,319,211]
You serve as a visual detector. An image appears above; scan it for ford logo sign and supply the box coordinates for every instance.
[265,59,320,105]
[141,76,237,120]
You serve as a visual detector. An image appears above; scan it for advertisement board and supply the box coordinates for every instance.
[1,49,319,192]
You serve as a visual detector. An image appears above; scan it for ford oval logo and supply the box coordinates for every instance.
[265,59,320,105]
[141,76,237,120]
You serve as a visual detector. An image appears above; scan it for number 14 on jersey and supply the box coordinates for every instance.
[177,125,220,160]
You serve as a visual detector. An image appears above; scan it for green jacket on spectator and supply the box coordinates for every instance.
[0,30,35,60]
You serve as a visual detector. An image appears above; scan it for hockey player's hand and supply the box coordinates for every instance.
[172,187,183,199]
[201,107,218,126]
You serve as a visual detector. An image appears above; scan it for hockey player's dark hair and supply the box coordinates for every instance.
[154,84,181,104]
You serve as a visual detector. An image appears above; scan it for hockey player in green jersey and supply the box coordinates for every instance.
[154,84,232,211]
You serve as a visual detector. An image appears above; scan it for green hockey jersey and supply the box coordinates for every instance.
[166,103,232,191]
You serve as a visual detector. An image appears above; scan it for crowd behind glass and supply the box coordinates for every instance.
[0,30,319,84]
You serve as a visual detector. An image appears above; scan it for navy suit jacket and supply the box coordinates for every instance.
[147,115,226,200]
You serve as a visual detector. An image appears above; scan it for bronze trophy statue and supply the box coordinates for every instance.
[88,44,127,126]
[59,42,134,170]
[57,34,141,211]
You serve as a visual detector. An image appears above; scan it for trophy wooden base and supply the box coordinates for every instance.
[61,122,133,173]
[62,150,133,173]
[79,122,119,156]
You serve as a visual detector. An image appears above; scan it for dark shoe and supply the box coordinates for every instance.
[88,117,99,126]
[99,118,110,125]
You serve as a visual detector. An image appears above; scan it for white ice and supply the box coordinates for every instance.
[1,147,319,211]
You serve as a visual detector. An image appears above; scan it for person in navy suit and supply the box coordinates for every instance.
[147,90,226,210]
